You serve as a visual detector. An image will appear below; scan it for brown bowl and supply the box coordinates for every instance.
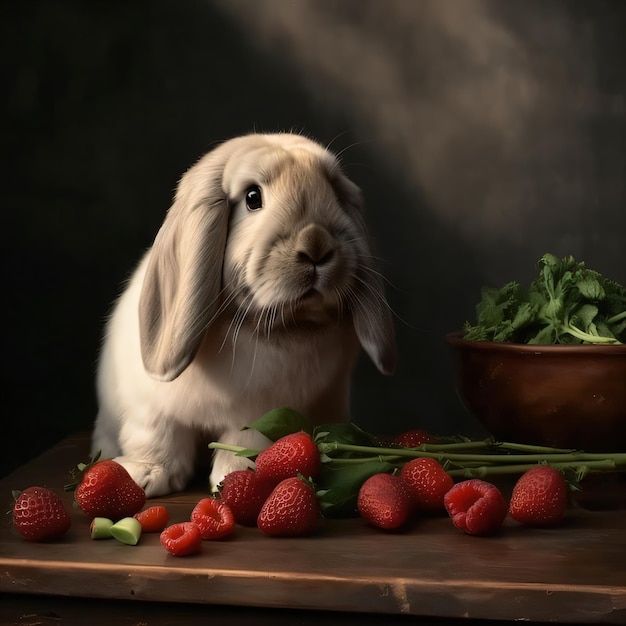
[446,332,626,452]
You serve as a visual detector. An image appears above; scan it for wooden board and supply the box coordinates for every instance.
[1,435,625,624]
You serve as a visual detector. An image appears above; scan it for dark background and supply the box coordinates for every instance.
[3,0,625,478]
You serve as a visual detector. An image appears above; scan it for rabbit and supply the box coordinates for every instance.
[92,132,396,497]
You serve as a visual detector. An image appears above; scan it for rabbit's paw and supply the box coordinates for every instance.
[114,457,189,498]
[208,450,256,492]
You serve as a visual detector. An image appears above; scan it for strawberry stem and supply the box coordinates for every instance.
[208,442,261,457]
[64,450,103,492]
[447,459,621,478]
[317,441,626,468]
[209,421,625,517]
[209,438,626,480]
[395,440,575,454]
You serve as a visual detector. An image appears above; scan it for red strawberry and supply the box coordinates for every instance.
[67,458,146,520]
[357,473,414,530]
[160,522,202,556]
[255,431,321,485]
[134,505,169,533]
[190,498,235,540]
[444,479,507,536]
[394,429,436,447]
[12,487,72,542]
[219,470,274,526]
[399,458,454,513]
[509,466,568,527]
[257,476,319,537]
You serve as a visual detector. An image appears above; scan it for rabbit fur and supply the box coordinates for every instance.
[92,132,396,497]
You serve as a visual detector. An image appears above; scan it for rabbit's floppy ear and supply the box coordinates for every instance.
[335,174,397,376]
[138,138,242,382]
[353,272,397,376]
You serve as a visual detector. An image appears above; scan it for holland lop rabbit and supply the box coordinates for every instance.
[92,133,396,497]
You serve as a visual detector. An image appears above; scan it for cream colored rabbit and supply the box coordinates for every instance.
[92,133,396,497]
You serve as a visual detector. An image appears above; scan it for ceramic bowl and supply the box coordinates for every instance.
[446,332,626,452]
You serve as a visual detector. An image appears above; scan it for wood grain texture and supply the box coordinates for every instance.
[1,435,625,624]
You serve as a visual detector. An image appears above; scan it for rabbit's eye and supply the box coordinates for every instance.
[245,185,263,211]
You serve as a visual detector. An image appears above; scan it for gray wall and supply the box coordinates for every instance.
[3,0,625,476]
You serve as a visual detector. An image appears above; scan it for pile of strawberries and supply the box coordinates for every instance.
[148,431,323,555]
[220,430,570,539]
[11,430,570,555]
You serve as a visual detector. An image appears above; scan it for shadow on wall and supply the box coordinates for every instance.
[213,0,626,433]
[3,0,625,475]
[215,0,626,281]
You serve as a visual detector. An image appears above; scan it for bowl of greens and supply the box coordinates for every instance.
[447,253,626,452]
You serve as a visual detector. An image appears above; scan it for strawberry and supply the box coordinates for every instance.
[12,487,72,542]
[67,458,146,520]
[219,470,274,526]
[134,505,169,533]
[255,431,321,486]
[394,429,436,447]
[399,458,454,513]
[444,479,507,536]
[160,522,202,556]
[190,498,236,540]
[357,473,414,530]
[257,476,319,537]
[508,466,568,527]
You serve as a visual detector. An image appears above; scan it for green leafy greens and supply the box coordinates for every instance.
[463,253,626,344]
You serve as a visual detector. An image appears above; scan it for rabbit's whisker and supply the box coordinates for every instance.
[352,273,392,311]
[225,293,255,369]
[355,262,399,291]
[199,280,241,334]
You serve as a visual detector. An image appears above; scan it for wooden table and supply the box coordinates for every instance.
[1,435,625,625]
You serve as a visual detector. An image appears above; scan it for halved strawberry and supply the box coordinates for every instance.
[134,505,169,533]
[190,498,235,540]
[160,522,202,556]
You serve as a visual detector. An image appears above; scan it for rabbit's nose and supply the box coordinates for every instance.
[295,224,335,266]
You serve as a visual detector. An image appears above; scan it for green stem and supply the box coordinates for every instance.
[324,455,408,466]
[447,459,620,478]
[325,456,493,471]
[318,441,626,467]
[208,442,260,455]
[211,440,626,478]
[490,441,576,454]
[390,438,576,453]
[565,323,621,344]
[391,440,575,454]
[606,310,626,325]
